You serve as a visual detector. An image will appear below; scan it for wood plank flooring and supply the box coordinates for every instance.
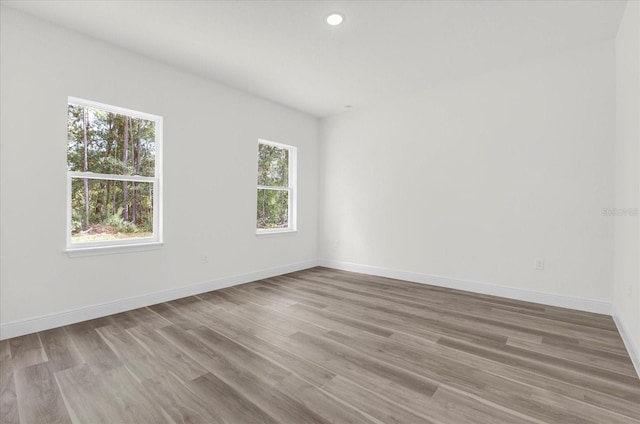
[1,267,639,424]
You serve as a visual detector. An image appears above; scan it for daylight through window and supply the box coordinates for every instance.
[66,97,162,250]
[257,140,297,234]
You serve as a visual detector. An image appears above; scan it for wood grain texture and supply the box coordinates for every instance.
[14,363,71,424]
[0,372,19,424]
[38,328,83,374]
[2,267,639,423]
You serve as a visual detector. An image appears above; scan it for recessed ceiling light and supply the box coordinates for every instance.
[325,13,344,26]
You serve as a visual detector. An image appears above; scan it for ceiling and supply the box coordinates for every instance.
[2,0,628,117]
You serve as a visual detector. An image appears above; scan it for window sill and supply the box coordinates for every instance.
[65,242,163,258]
[256,229,297,238]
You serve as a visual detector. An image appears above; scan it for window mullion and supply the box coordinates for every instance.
[257,185,289,191]
[69,171,156,183]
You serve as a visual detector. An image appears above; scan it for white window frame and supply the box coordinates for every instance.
[65,97,163,256]
[256,139,297,235]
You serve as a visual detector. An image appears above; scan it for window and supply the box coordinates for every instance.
[66,97,162,252]
[257,140,297,234]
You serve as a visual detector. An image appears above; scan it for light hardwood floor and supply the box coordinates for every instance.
[1,267,639,424]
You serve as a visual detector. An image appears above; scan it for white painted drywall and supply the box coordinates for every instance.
[1,3,633,352]
[0,7,319,325]
[614,0,640,361]
[319,41,616,304]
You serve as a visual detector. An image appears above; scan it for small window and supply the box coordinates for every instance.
[257,140,297,234]
[66,97,162,252]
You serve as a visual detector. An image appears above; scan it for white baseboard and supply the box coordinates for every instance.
[4,257,634,378]
[612,309,640,378]
[0,259,319,340]
[318,259,612,315]
[323,259,639,377]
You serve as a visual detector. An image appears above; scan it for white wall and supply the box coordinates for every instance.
[613,0,640,366]
[1,4,633,354]
[319,41,616,306]
[0,7,319,330]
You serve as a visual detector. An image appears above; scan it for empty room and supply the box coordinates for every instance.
[1,0,639,423]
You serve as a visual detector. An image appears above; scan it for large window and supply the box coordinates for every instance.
[66,97,162,252]
[257,140,297,234]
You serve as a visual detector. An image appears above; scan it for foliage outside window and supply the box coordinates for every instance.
[257,140,297,234]
[66,97,162,251]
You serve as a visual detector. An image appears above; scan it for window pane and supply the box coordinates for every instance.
[257,143,288,187]
[67,104,156,177]
[257,189,289,229]
[71,178,154,243]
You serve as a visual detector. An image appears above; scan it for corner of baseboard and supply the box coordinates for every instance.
[320,259,640,375]
[317,259,612,315]
[611,309,640,378]
[3,254,629,375]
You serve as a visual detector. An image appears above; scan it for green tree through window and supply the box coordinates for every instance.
[67,98,162,249]
[257,140,296,232]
